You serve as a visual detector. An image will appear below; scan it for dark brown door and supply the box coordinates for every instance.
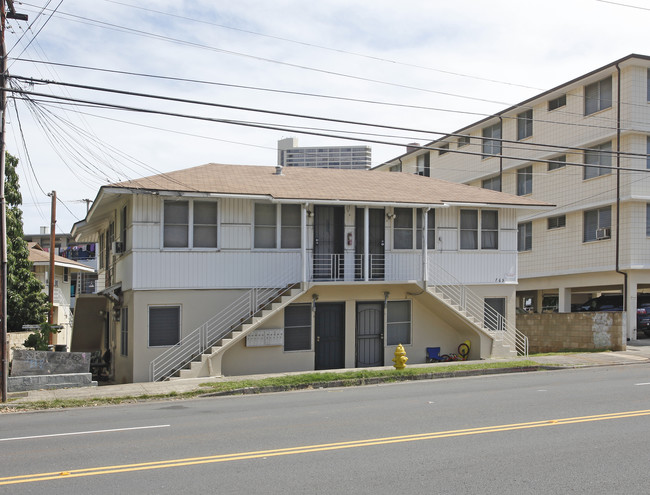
[315,302,345,370]
[356,302,384,367]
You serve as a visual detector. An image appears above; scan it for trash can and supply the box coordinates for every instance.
[54,344,68,352]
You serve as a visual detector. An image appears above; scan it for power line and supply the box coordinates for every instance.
[9,87,650,176]
[10,76,649,162]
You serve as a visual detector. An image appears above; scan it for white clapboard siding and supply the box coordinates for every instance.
[132,251,301,289]
[428,251,517,285]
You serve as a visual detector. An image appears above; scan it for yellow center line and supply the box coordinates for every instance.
[2,408,650,485]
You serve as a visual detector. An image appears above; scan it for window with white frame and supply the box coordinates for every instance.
[482,123,502,157]
[193,201,219,247]
[584,142,612,179]
[481,210,499,250]
[482,175,501,191]
[517,110,533,140]
[284,304,311,351]
[387,300,411,346]
[547,215,566,230]
[281,204,301,248]
[120,307,128,356]
[548,94,566,111]
[394,208,435,249]
[254,203,301,249]
[121,205,127,249]
[416,209,436,250]
[548,155,566,171]
[517,222,532,252]
[163,200,218,248]
[163,201,188,248]
[416,153,430,176]
[517,166,533,195]
[583,206,611,242]
[393,207,414,249]
[460,210,499,250]
[254,203,277,248]
[585,76,612,115]
[149,306,180,347]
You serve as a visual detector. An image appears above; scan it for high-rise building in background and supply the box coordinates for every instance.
[277,137,371,169]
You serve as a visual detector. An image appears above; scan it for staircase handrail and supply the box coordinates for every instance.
[150,271,300,382]
[428,261,528,356]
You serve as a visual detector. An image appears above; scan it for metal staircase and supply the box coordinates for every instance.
[428,262,528,357]
[150,274,304,382]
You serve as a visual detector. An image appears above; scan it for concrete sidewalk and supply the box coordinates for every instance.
[6,340,650,406]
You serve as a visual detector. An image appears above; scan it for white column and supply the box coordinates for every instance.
[422,208,429,286]
[558,287,572,313]
[627,277,638,341]
[363,207,369,282]
[301,204,308,284]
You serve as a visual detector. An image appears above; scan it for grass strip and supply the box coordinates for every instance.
[3,360,543,412]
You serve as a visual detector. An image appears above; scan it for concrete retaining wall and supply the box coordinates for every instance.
[11,349,91,376]
[8,373,96,392]
[516,312,625,353]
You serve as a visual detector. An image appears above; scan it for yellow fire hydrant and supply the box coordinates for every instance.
[392,343,408,369]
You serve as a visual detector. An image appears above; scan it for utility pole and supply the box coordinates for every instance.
[1,1,27,403]
[48,191,56,339]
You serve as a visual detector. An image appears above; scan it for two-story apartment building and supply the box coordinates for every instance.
[377,54,650,340]
[71,163,548,383]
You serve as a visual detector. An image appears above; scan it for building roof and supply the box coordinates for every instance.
[107,163,550,208]
[28,243,95,273]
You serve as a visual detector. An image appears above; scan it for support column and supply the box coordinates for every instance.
[626,277,638,341]
[558,287,572,313]
[422,208,429,287]
[363,207,369,282]
[301,204,308,284]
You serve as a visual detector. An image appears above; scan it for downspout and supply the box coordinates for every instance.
[498,116,503,191]
[614,64,628,331]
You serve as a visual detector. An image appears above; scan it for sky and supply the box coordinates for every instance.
[5,0,650,234]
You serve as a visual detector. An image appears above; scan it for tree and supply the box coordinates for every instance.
[5,152,49,332]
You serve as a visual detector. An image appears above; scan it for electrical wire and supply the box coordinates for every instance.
[9,77,649,162]
[8,87,650,176]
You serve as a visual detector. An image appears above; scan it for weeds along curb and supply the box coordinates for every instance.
[200,365,558,397]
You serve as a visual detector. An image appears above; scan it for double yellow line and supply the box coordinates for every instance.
[3,409,650,485]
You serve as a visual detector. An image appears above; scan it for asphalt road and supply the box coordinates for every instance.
[2,364,650,494]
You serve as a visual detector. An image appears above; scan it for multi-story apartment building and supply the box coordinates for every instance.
[278,137,371,169]
[378,54,650,340]
[70,163,546,383]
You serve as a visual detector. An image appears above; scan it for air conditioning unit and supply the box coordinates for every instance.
[596,227,611,240]
[111,241,125,254]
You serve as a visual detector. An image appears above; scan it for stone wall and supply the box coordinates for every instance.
[516,312,625,353]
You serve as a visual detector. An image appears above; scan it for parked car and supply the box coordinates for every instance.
[637,302,650,337]
[576,295,624,312]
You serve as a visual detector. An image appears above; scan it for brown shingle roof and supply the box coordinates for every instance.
[111,163,550,207]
